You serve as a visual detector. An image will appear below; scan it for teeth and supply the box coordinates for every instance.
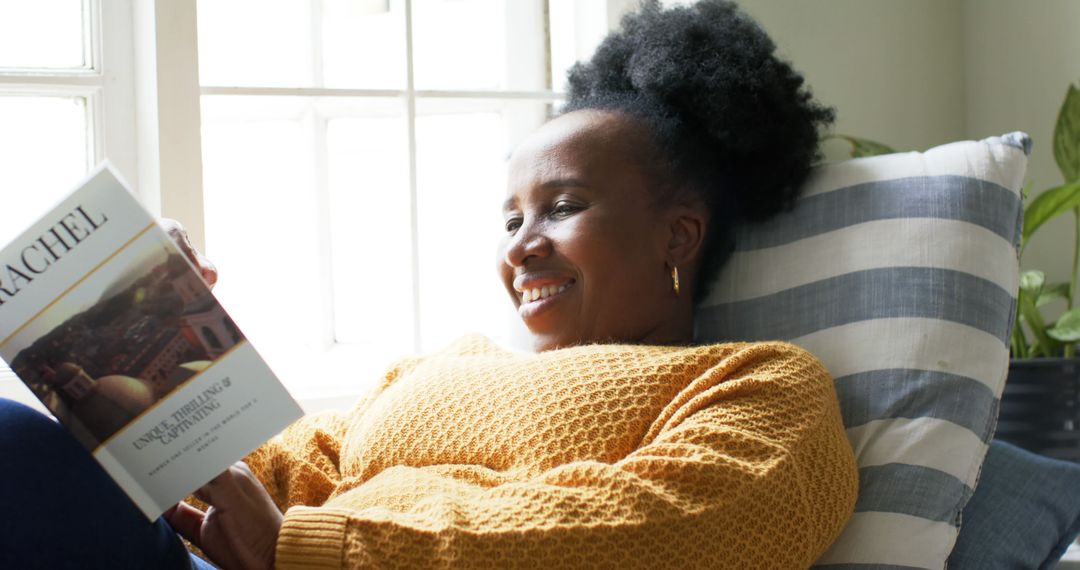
[520,282,573,304]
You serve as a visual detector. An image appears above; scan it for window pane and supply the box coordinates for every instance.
[200,95,410,398]
[200,96,322,393]
[197,1,311,87]
[197,0,405,89]
[322,0,406,89]
[414,99,546,352]
[0,0,87,69]
[412,0,546,91]
[325,105,412,349]
[0,96,89,246]
[548,0,609,93]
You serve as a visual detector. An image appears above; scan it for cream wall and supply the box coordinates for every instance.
[963,0,1080,288]
[738,0,1080,291]
[736,0,966,162]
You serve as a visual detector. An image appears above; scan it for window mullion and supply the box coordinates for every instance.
[0,75,103,87]
[86,87,104,169]
[85,0,102,168]
[84,0,99,72]
[404,0,421,353]
[200,86,403,97]
[311,110,336,349]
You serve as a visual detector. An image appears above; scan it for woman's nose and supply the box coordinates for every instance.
[504,221,553,268]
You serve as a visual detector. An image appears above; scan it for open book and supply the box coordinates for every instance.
[0,164,303,519]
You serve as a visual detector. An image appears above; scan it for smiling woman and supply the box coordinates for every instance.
[0,1,858,568]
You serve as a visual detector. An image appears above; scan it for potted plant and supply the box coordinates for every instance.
[830,82,1080,460]
[999,83,1080,461]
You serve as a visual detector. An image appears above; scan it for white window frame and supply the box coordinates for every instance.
[0,0,138,182]
[0,0,138,409]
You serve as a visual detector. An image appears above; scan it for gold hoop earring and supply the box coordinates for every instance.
[671,265,680,296]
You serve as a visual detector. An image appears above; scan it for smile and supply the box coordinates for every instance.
[518,280,575,304]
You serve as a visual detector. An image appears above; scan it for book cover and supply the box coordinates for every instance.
[0,163,303,519]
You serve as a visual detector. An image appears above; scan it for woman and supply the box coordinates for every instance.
[0,1,857,568]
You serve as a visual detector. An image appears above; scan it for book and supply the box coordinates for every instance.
[0,163,303,519]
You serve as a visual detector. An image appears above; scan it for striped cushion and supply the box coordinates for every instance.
[694,132,1030,570]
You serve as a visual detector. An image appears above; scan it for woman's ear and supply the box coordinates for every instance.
[665,206,707,268]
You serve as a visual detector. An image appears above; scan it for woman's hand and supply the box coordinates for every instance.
[161,218,218,288]
[166,462,282,570]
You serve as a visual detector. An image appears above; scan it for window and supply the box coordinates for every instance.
[0,0,634,407]
[1,0,98,245]
[0,0,136,407]
[195,0,630,400]
[202,327,223,350]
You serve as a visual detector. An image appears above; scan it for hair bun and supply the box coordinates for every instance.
[566,0,833,221]
[563,0,833,301]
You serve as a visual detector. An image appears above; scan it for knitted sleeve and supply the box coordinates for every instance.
[274,343,859,569]
[241,355,424,512]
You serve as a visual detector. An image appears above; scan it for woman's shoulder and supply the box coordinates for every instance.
[420,336,828,384]
[689,339,816,356]
[672,339,828,371]
[685,340,834,391]
[429,335,823,362]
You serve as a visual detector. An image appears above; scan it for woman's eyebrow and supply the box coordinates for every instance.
[540,178,589,190]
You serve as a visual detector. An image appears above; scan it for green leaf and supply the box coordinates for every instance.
[1054,83,1080,183]
[825,134,897,158]
[1019,270,1046,296]
[1036,281,1071,307]
[1022,182,1080,244]
[1048,309,1080,342]
[1017,275,1062,356]
[1011,318,1029,358]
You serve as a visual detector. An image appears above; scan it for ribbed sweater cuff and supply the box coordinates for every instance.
[276,506,350,569]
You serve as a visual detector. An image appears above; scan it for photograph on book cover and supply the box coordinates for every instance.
[2,224,244,451]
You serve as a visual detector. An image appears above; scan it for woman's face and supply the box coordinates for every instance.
[497,110,701,352]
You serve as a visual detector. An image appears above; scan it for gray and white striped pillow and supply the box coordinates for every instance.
[695,132,1030,570]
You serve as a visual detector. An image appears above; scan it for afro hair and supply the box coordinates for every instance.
[562,0,834,302]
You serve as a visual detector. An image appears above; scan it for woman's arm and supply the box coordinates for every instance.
[172,356,421,569]
[264,343,859,569]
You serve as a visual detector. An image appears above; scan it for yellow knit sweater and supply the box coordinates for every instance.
[243,335,858,569]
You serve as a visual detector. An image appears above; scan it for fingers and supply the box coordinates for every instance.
[160,218,219,288]
[196,462,263,510]
[188,462,283,570]
[195,253,218,288]
[193,466,230,506]
[165,501,206,549]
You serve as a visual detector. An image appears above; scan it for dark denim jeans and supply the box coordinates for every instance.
[0,397,213,569]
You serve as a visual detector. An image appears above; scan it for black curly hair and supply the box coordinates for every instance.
[562,0,834,303]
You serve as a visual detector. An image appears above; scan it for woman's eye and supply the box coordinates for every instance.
[552,202,579,216]
[504,217,522,233]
